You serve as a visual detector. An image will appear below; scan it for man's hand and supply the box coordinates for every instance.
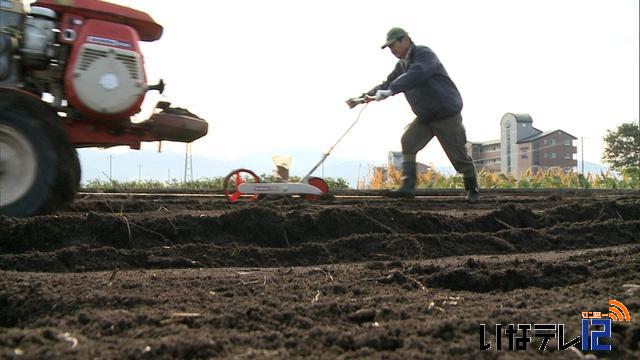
[346,94,376,108]
[375,89,393,101]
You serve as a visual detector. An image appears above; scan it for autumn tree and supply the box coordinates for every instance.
[602,120,640,170]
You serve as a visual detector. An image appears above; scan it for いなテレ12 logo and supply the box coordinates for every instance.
[480,299,632,352]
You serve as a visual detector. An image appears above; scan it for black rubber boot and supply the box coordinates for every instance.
[463,174,481,203]
[388,161,417,198]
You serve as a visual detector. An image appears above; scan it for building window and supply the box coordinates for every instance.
[551,152,556,159]
[550,139,556,145]
[565,153,572,159]
[564,140,572,146]
[493,159,497,163]
[544,153,548,158]
[543,139,547,145]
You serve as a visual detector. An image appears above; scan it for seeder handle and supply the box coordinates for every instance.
[303,102,370,181]
[345,95,375,109]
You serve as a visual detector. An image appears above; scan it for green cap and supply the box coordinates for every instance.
[381,27,408,49]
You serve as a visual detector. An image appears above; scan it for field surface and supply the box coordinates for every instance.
[1,190,639,359]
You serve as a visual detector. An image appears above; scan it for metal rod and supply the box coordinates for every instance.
[303,102,369,180]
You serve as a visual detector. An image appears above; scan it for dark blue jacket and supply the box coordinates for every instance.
[367,44,463,122]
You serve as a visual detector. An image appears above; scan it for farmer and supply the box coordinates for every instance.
[353,27,480,202]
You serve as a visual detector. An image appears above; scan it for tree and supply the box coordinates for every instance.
[602,120,640,171]
[323,177,350,189]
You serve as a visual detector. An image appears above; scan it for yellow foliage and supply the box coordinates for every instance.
[368,165,637,189]
[371,168,385,189]
[388,166,402,185]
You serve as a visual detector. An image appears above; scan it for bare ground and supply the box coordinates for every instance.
[1,190,639,359]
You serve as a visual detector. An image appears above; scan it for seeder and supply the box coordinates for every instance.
[223,95,374,202]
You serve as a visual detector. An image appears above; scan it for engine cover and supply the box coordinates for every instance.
[65,19,146,119]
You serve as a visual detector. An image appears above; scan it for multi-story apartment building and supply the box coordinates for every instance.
[467,113,577,177]
[388,151,431,173]
[467,139,501,172]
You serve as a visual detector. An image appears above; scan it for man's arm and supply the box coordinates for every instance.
[388,48,441,94]
[365,62,404,96]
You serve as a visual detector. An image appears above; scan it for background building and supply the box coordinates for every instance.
[388,151,431,173]
[374,151,431,183]
[468,113,577,177]
[467,140,501,172]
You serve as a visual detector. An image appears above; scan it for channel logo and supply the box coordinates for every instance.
[480,299,632,352]
[606,299,631,322]
[581,299,631,351]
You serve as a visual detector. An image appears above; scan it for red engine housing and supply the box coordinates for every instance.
[33,0,163,41]
[64,19,146,119]
[26,1,207,150]
[33,0,163,120]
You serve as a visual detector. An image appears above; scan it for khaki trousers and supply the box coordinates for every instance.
[401,113,476,177]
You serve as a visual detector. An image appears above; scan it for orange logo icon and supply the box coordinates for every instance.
[607,300,631,322]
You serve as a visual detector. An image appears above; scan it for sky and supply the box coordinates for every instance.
[47,1,640,169]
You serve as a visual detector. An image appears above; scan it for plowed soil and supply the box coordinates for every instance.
[1,190,639,359]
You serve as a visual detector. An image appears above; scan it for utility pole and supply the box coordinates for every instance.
[581,137,584,174]
[168,169,171,184]
[137,164,142,182]
[184,143,193,183]
[108,155,113,180]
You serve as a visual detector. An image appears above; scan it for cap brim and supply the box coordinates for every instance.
[381,36,403,49]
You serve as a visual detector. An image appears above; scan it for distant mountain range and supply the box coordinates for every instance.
[576,161,611,175]
[78,148,610,188]
[78,148,385,188]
